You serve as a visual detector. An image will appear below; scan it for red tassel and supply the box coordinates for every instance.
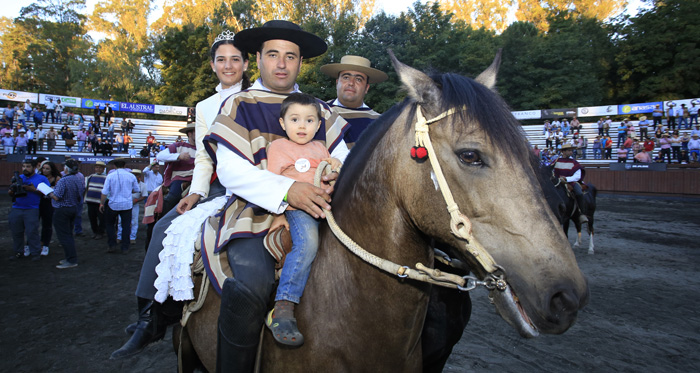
[411,146,428,160]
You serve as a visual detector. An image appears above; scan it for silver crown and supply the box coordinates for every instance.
[213,30,235,46]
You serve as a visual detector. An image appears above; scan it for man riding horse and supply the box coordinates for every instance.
[554,143,589,224]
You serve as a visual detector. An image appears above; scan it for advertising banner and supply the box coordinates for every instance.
[663,99,698,114]
[119,102,155,114]
[40,94,81,108]
[0,89,39,103]
[81,98,121,110]
[541,108,577,119]
[511,110,541,120]
[154,105,188,116]
[577,105,618,117]
[609,163,667,171]
[618,102,663,115]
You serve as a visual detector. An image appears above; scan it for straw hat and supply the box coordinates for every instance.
[179,122,196,134]
[95,161,106,166]
[131,169,142,175]
[235,20,327,58]
[320,55,388,83]
[639,116,647,120]
[561,143,576,150]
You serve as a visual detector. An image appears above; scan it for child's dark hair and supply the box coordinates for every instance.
[280,93,322,120]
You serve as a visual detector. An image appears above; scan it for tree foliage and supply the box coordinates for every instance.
[1,0,697,116]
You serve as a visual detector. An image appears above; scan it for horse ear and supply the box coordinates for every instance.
[388,49,440,104]
[475,48,502,91]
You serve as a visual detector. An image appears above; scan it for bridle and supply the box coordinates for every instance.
[319,103,508,293]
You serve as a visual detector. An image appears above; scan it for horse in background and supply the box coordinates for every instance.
[547,165,597,254]
[176,52,590,372]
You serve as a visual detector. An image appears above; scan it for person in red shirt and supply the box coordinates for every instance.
[146,131,156,153]
[643,137,655,158]
[554,143,588,223]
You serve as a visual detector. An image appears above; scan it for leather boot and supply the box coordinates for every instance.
[125,298,183,335]
[216,278,266,373]
[110,297,167,359]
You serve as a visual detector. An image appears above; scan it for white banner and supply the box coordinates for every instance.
[663,99,698,112]
[154,105,188,116]
[577,105,618,117]
[0,89,39,103]
[511,110,541,120]
[39,93,82,108]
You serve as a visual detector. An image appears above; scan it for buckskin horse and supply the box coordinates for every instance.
[175,52,590,372]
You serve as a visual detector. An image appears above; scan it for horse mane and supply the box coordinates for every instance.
[337,71,534,189]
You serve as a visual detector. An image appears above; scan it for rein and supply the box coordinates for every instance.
[317,104,508,293]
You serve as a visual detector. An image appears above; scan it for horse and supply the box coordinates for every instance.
[546,165,597,254]
[175,52,590,372]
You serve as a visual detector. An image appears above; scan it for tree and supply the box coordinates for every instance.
[155,25,220,106]
[89,0,156,102]
[439,0,513,33]
[516,0,628,32]
[614,0,700,101]
[0,0,92,95]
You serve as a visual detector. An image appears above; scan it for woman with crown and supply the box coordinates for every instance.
[110,29,251,360]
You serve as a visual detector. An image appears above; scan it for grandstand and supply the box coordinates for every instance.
[9,113,694,167]
[34,116,188,157]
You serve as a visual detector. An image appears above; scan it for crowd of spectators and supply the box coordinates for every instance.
[537,111,700,165]
[1,102,164,157]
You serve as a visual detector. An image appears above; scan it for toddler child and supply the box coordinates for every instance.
[265,93,342,347]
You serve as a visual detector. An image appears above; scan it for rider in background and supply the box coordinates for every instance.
[554,143,588,224]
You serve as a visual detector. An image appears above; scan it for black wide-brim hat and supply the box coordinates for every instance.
[235,20,327,58]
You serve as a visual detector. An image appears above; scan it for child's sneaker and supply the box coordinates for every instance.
[41,246,49,256]
[24,246,30,257]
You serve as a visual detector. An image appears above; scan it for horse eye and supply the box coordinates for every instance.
[458,151,482,166]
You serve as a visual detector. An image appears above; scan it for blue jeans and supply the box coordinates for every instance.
[276,210,320,304]
[54,206,78,264]
[690,114,699,126]
[77,140,85,152]
[104,203,132,252]
[9,208,41,256]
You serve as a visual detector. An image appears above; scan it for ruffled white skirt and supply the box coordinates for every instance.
[153,196,227,303]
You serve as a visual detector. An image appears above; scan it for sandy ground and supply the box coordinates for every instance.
[1,195,699,372]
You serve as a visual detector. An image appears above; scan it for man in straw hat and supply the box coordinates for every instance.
[320,55,388,148]
[110,20,350,364]
[554,143,589,224]
[84,161,108,240]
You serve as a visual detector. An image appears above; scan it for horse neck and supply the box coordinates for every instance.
[312,129,432,311]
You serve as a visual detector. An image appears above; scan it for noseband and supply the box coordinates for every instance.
[319,104,508,293]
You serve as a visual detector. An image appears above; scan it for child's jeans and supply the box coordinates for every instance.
[275,209,319,304]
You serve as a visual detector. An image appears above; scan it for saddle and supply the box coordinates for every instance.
[564,182,589,193]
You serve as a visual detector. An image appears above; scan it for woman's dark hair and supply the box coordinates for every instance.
[210,38,251,90]
[41,161,61,178]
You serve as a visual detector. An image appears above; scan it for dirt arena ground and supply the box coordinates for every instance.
[1,195,699,372]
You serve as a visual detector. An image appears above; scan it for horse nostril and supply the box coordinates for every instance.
[549,290,579,324]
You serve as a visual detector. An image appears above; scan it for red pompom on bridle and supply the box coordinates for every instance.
[410,146,428,160]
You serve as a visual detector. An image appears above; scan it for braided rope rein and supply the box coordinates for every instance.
[316,104,507,292]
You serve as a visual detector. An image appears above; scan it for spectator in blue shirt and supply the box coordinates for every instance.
[8,160,50,261]
[100,158,140,254]
[48,159,86,268]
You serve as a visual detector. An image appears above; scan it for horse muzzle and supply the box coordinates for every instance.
[490,279,589,338]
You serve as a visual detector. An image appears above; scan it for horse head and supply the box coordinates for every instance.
[380,51,589,337]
